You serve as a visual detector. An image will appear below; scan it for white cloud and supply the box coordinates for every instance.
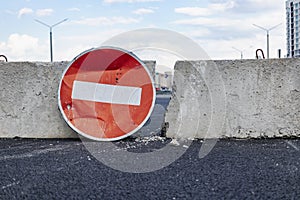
[133,8,154,15]
[175,7,212,17]
[68,7,80,12]
[222,0,283,13]
[173,0,286,59]
[210,1,235,11]
[0,34,48,61]
[180,29,212,38]
[173,17,241,28]
[103,0,161,3]
[17,8,54,18]
[36,9,54,17]
[245,0,282,9]
[73,17,140,26]
[57,29,126,61]
[173,11,284,41]
[18,7,33,18]
[173,0,285,34]
[7,34,38,54]
[175,1,235,16]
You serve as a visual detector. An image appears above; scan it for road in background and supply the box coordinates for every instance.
[133,94,171,137]
[1,138,300,199]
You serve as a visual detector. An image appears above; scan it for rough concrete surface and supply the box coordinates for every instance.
[0,62,76,138]
[0,61,156,138]
[166,59,300,139]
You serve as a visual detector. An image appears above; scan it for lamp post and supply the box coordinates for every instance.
[232,47,243,59]
[253,23,282,59]
[35,18,68,62]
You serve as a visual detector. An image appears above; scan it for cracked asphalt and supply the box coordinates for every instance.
[1,138,300,199]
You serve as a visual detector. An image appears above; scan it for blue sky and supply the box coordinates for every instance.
[0,0,286,64]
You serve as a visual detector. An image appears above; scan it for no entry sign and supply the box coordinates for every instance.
[58,47,156,141]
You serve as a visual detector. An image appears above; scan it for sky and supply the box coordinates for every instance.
[0,0,286,69]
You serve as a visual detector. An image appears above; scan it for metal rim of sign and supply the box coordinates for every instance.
[57,46,156,141]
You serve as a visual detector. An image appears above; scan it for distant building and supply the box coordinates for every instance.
[160,71,173,89]
[155,71,173,90]
[155,72,161,89]
[286,0,300,57]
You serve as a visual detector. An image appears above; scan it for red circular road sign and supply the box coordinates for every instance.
[58,47,156,141]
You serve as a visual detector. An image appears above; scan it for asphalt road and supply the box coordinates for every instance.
[1,138,300,199]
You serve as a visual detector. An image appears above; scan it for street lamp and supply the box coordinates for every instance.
[232,47,243,59]
[253,23,282,59]
[35,18,68,62]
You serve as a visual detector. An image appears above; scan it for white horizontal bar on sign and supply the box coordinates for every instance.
[72,81,142,106]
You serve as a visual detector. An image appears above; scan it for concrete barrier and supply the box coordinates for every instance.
[0,62,74,138]
[1,59,299,139]
[165,59,300,139]
[0,61,156,138]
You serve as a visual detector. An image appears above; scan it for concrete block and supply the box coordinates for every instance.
[0,62,76,138]
[166,59,300,139]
